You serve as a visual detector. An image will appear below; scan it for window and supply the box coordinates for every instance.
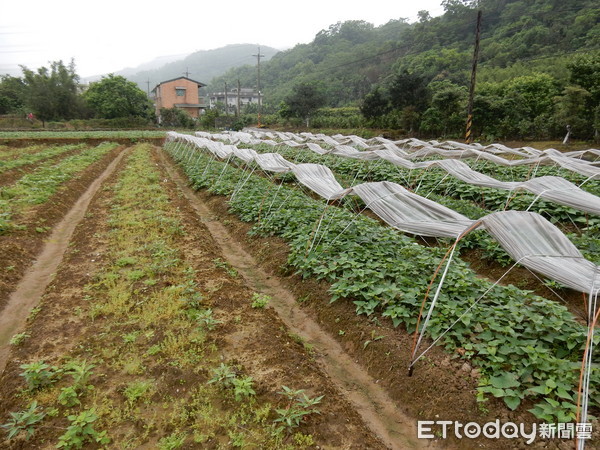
[175,87,186,96]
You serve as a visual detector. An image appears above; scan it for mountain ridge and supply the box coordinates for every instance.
[84,44,280,92]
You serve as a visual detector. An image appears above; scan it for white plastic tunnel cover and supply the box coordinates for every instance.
[474,210,600,295]
[348,181,476,239]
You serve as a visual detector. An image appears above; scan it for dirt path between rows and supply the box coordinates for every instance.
[0,147,131,373]
[158,149,431,450]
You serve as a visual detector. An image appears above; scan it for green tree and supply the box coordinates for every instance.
[473,83,508,139]
[360,87,390,121]
[420,80,467,137]
[441,0,476,13]
[159,107,194,128]
[553,86,593,140]
[500,73,560,138]
[0,75,26,114]
[417,10,432,22]
[83,74,153,119]
[388,70,428,111]
[567,52,600,138]
[20,60,82,125]
[503,74,559,118]
[314,20,375,46]
[280,82,326,127]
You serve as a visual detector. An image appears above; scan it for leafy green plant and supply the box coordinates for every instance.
[64,359,95,388]
[232,376,256,401]
[251,292,270,309]
[147,344,162,356]
[122,380,153,406]
[19,360,61,391]
[477,372,524,410]
[528,398,578,423]
[228,430,246,447]
[58,386,81,407]
[0,143,117,234]
[166,139,600,424]
[127,269,145,281]
[9,332,30,346]
[273,386,323,434]
[526,378,580,422]
[363,330,385,349]
[55,360,96,408]
[191,308,221,330]
[115,256,137,267]
[56,409,110,449]
[1,401,45,441]
[176,278,204,309]
[122,331,140,344]
[207,363,236,388]
[212,258,238,277]
[158,432,186,449]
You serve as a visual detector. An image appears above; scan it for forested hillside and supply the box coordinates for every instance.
[210,0,599,140]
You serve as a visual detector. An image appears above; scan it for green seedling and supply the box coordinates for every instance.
[1,401,45,441]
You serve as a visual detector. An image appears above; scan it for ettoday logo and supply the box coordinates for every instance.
[417,420,593,444]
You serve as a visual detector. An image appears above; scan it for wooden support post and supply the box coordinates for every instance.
[465,10,482,144]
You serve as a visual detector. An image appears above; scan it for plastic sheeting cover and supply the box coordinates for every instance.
[349,181,476,238]
[291,163,348,200]
[477,211,600,294]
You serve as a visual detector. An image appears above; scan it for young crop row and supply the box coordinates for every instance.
[0,144,45,161]
[0,142,117,234]
[166,142,599,423]
[0,143,87,174]
[0,130,166,140]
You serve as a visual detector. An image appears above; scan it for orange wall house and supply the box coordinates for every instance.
[151,76,207,120]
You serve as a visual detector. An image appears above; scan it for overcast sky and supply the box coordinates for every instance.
[1,0,445,78]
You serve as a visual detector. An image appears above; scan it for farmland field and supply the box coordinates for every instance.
[0,131,598,448]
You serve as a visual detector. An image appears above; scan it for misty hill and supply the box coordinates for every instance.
[106,44,280,92]
[84,53,190,84]
[117,53,191,78]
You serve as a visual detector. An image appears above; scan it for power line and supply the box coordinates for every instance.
[479,47,600,68]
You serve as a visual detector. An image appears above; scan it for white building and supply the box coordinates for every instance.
[209,88,260,113]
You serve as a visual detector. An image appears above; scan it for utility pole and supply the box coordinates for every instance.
[146,79,151,97]
[465,10,482,144]
[236,79,241,117]
[183,67,192,78]
[224,81,229,116]
[252,46,264,127]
